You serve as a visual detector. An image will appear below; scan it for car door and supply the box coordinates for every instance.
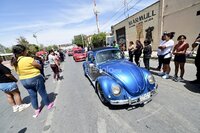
[86,54,99,81]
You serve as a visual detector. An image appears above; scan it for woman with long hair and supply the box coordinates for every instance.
[128,41,135,62]
[48,50,60,81]
[0,57,30,112]
[134,40,143,66]
[172,35,189,81]
[11,44,54,118]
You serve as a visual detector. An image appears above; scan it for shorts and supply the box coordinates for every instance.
[174,55,186,63]
[0,82,18,92]
[162,57,171,64]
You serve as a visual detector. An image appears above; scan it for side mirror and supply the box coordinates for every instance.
[89,63,95,68]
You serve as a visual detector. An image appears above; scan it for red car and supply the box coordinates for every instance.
[73,48,87,62]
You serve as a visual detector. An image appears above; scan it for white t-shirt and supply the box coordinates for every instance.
[48,54,56,65]
[157,40,166,55]
[160,39,174,55]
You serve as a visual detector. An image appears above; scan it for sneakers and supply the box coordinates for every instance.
[13,103,31,112]
[173,76,184,82]
[162,74,169,79]
[32,102,54,118]
[47,102,54,110]
[158,72,165,76]
[18,103,31,112]
[13,105,19,112]
[33,108,41,118]
[178,77,184,82]
[173,75,178,82]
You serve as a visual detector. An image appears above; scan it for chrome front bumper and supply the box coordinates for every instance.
[110,85,158,105]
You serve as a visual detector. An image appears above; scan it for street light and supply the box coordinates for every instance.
[33,34,38,45]
[33,29,42,45]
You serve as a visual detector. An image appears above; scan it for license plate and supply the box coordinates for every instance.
[140,92,151,102]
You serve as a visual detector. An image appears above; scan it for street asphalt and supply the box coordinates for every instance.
[0,56,200,133]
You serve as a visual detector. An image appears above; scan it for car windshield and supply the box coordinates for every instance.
[96,50,122,64]
[74,50,84,54]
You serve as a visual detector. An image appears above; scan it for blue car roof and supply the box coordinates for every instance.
[90,47,119,56]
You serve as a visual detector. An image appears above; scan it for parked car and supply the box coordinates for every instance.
[83,47,157,105]
[73,48,87,62]
[67,49,73,56]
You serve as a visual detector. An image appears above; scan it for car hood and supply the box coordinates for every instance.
[98,60,146,96]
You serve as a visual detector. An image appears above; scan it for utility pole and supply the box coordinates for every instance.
[124,0,129,18]
[81,34,85,48]
[93,0,100,33]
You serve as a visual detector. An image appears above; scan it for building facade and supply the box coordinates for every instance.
[113,2,160,50]
[162,0,200,46]
[112,0,200,50]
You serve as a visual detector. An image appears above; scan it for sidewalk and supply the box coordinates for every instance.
[124,51,195,64]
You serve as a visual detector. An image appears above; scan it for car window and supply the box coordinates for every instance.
[87,53,93,62]
[96,50,122,64]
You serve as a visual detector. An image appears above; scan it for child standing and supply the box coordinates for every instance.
[143,40,152,70]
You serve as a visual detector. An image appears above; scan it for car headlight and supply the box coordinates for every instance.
[112,84,121,96]
[147,74,155,84]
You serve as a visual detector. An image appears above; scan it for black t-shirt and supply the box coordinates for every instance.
[0,64,15,83]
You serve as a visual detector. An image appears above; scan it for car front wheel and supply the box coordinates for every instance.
[96,83,108,104]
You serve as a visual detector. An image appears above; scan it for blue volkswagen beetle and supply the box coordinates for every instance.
[83,47,157,105]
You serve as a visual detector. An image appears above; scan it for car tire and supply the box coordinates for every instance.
[96,83,108,104]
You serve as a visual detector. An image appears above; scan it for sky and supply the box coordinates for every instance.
[0,0,158,47]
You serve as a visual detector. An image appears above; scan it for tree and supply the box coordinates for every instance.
[5,47,12,53]
[28,44,39,56]
[0,44,6,53]
[39,44,44,51]
[16,36,41,55]
[73,34,86,47]
[16,36,29,47]
[0,44,12,53]
[91,32,106,48]
[45,45,58,52]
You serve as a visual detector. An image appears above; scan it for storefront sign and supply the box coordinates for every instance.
[128,10,156,28]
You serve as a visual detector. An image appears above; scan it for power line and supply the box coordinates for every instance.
[101,0,141,31]
[113,0,143,22]
[101,1,127,27]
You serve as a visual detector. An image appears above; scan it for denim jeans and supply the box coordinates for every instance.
[143,57,150,70]
[21,74,50,109]
[0,82,18,92]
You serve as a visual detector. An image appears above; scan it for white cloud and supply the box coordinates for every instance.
[0,0,158,47]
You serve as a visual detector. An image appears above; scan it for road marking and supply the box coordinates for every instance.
[42,64,64,133]
[136,106,163,122]
[102,108,136,133]
[97,117,107,133]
